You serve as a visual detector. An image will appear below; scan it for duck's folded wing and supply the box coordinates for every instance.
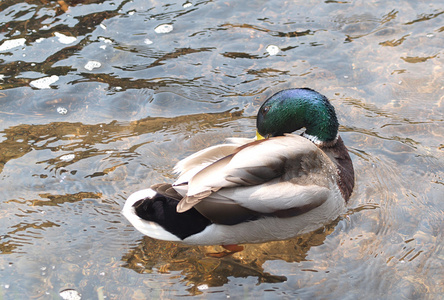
[177,135,333,214]
[213,181,329,214]
[194,182,330,225]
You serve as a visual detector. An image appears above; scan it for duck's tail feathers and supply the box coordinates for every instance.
[123,184,212,241]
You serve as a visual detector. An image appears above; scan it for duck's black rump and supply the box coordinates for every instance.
[132,184,212,240]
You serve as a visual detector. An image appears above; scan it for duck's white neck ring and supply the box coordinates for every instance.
[303,132,338,147]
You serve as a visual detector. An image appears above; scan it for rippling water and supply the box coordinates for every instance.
[1,0,443,299]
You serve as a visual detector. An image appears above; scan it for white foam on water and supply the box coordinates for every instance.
[0,38,26,51]
[54,32,77,44]
[266,45,280,56]
[155,24,173,33]
[30,75,59,89]
[84,61,101,71]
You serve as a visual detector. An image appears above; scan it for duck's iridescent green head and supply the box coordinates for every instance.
[256,88,339,145]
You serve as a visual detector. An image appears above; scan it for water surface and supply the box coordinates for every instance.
[1,0,443,299]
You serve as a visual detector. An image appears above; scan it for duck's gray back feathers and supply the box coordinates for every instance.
[175,135,338,223]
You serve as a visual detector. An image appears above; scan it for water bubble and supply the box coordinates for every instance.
[426,33,434,38]
[60,289,81,300]
[54,32,77,44]
[58,169,68,183]
[30,75,59,89]
[60,154,75,161]
[197,284,208,291]
[266,45,280,56]
[144,38,153,45]
[100,23,107,30]
[84,61,101,71]
[0,38,26,51]
[57,107,68,115]
[99,37,113,44]
[155,24,173,34]
[183,2,192,8]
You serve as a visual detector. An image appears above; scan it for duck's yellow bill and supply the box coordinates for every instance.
[256,131,265,140]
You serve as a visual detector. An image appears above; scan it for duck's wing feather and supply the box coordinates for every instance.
[191,180,330,225]
[151,183,183,201]
[176,134,335,215]
[225,137,256,145]
[173,143,242,185]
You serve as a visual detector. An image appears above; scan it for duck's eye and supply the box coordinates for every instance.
[262,105,271,115]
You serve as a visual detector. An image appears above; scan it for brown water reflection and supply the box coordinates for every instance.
[0,110,243,255]
[1,0,443,299]
[0,110,242,172]
[122,223,340,294]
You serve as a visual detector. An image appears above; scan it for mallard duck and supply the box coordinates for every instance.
[122,88,354,246]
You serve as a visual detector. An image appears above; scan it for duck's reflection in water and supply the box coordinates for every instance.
[122,219,339,295]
